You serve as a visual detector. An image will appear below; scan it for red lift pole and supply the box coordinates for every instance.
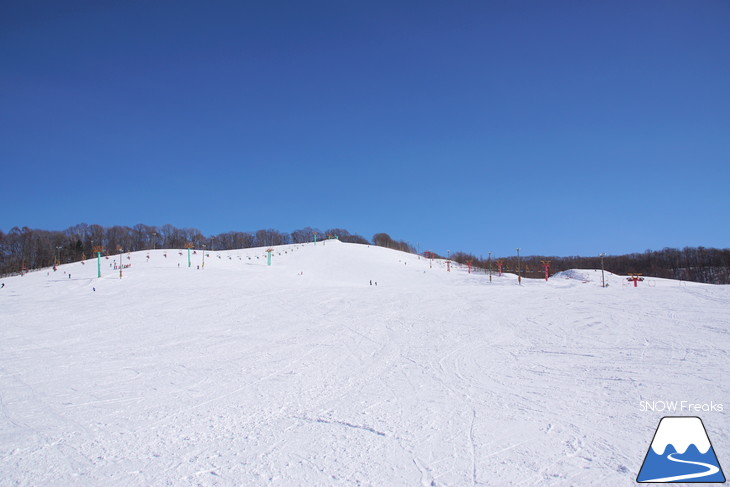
[627,273,644,287]
[424,251,434,269]
[467,261,472,274]
[496,259,504,277]
[541,260,551,281]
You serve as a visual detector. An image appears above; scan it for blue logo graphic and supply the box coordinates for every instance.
[637,416,725,483]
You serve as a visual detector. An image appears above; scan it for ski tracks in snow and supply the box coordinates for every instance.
[2,245,729,486]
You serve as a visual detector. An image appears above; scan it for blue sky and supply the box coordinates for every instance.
[2,1,728,257]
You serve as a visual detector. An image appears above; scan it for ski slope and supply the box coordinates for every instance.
[1,240,728,486]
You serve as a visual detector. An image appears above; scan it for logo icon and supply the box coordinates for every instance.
[637,416,725,483]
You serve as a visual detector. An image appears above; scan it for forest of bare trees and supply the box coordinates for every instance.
[1,223,727,284]
[448,247,730,285]
[0,224,369,277]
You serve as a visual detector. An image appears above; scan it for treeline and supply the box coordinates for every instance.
[372,233,416,254]
[448,247,730,285]
[2,223,728,284]
[0,224,378,276]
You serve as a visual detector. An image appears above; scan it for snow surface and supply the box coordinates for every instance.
[1,240,729,486]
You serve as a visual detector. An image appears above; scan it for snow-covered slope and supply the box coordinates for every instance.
[1,240,728,486]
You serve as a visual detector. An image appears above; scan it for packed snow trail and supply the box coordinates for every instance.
[1,241,729,486]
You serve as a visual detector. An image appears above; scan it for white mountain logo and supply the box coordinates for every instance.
[637,416,725,483]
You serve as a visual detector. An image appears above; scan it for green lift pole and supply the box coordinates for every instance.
[93,246,103,278]
[184,242,193,268]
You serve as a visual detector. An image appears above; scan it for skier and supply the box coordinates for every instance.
[370,280,372,286]
[1,283,4,288]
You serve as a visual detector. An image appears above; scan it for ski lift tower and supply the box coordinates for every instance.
[627,273,644,287]
[541,260,551,281]
[184,242,194,268]
[93,246,104,278]
[117,246,124,278]
[488,252,492,282]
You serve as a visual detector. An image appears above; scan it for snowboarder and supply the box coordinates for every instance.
[370,280,372,286]
[92,287,96,292]
[1,283,4,288]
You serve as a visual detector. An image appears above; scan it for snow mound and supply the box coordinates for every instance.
[552,269,593,282]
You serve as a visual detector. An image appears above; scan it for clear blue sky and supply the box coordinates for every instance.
[2,1,728,257]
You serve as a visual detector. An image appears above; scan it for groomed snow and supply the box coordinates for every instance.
[1,240,728,486]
